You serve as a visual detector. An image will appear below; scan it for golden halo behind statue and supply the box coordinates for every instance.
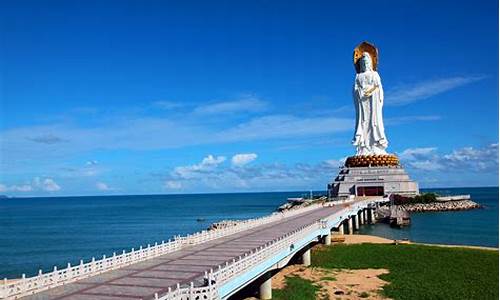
[353,41,378,73]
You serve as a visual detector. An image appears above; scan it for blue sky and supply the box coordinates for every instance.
[0,0,498,196]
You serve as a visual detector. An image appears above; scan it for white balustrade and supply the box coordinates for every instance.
[1,198,379,300]
[155,199,379,300]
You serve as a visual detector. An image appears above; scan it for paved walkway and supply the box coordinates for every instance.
[22,205,343,300]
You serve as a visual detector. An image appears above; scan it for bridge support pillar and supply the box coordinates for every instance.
[360,211,365,225]
[324,233,331,245]
[370,208,376,224]
[338,222,344,235]
[302,249,311,266]
[355,214,360,230]
[348,217,353,234]
[363,209,368,224]
[259,273,272,300]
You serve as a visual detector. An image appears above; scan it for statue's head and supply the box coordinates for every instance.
[360,52,373,72]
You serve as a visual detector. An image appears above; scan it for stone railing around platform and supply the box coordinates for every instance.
[1,200,352,299]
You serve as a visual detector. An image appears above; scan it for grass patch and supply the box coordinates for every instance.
[273,276,319,300]
[359,291,370,298]
[320,276,336,281]
[313,244,499,300]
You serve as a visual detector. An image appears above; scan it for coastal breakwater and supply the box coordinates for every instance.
[400,200,481,213]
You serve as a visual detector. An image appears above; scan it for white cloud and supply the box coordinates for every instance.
[386,76,484,106]
[408,160,443,171]
[231,153,258,166]
[399,147,438,161]
[173,155,226,179]
[34,177,61,192]
[0,183,33,192]
[399,144,498,172]
[193,96,268,115]
[323,157,347,169]
[86,160,98,166]
[164,180,182,190]
[161,153,345,192]
[96,182,112,191]
[0,177,61,193]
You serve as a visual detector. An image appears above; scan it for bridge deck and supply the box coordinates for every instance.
[22,205,344,300]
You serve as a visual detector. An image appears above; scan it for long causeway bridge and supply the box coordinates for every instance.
[2,198,385,300]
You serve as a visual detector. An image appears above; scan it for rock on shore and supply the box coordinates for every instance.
[208,219,241,230]
[401,200,481,212]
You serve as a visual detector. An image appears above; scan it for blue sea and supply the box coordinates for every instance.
[0,187,497,278]
[358,187,499,248]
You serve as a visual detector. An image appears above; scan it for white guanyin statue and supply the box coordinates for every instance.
[352,51,388,156]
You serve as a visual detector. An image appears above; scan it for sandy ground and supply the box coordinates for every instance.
[340,234,396,244]
[271,265,390,300]
[247,234,498,299]
[340,234,498,251]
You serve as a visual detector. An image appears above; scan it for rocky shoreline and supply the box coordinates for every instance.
[400,200,481,213]
[208,219,241,230]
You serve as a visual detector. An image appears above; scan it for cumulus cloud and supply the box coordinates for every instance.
[34,177,61,192]
[443,144,498,170]
[164,180,182,190]
[399,147,437,161]
[386,76,484,106]
[193,96,268,115]
[323,158,347,169]
[86,160,98,166]
[173,155,226,179]
[160,153,344,192]
[1,177,62,194]
[0,183,33,192]
[399,144,498,172]
[96,182,112,191]
[231,153,258,166]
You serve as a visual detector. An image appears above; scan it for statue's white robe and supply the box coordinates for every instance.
[352,70,388,155]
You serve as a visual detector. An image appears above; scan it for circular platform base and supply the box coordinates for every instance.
[345,154,400,167]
